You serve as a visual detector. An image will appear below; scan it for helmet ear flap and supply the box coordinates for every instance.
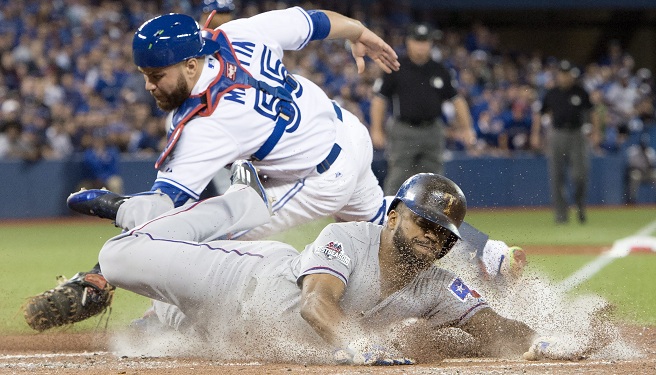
[437,232,459,259]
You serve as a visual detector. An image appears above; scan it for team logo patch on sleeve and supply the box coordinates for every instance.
[448,277,482,302]
[314,241,351,266]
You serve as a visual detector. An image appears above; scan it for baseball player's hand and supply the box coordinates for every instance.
[523,335,582,361]
[349,28,400,74]
[333,338,415,366]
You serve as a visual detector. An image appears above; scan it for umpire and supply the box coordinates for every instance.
[536,60,598,224]
[370,23,475,195]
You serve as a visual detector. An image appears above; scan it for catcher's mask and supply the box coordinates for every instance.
[132,13,221,68]
[389,173,467,259]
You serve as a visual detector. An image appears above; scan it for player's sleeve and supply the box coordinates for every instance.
[295,223,357,286]
[581,87,593,110]
[373,72,396,99]
[441,65,459,101]
[423,269,489,328]
[223,7,315,51]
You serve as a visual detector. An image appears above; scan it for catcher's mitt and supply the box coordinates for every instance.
[23,272,115,332]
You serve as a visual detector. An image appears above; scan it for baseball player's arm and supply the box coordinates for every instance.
[451,95,477,148]
[299,273,364,348]
[319,10,399,74]
[459,307,536,358]
[530,110,543,150]
[369,95,388,149]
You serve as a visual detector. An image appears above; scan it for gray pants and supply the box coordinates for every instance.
[384,119,445,195]
[547,127,590,222]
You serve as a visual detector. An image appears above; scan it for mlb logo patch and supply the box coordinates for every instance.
[448,277,482,302]
[226,62,237,81]
[315,241,351,266]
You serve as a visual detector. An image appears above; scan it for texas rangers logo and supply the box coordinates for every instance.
[226,62,237,81]
[315,241,351,266]
[448,277,483,302]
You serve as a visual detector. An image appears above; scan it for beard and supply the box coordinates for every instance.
[392,226,435,272]
[153,74,190,111]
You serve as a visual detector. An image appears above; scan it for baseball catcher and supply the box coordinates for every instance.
[23,272,115,332]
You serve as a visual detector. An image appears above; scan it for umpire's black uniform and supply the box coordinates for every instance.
[373,26,458,195]
[540,61,593,223]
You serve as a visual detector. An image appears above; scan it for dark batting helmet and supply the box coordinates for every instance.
[132,13,221,68]
[389,173,467,258]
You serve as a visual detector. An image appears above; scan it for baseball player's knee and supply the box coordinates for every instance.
[98,236,135,286]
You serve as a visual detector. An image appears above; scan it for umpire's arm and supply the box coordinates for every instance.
[299,273,364,347]
[459,307,537,358]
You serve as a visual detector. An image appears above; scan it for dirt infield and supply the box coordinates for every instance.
[3,244,653,375]
[0,324,655,374]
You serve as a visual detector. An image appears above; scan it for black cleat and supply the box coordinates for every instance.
[230,160,272,214]
[67,189,129,220]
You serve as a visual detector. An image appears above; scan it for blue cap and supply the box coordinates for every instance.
[203,0,235,14]
[132,13,221,68]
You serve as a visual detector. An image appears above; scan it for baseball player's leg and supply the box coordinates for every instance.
[333,113,387,224]
[548,130,569,223]
[115,193,176,230]
[233,167,357,240]
[570,132,590,222]
[130,186,271,243]
[419,121,445,176]
[234,112,375,240]
[99,188,271,309]
[384,122,426,195]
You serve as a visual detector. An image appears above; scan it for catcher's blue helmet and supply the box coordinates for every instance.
[132,13,221,68]
[389,173,466,239]
[203,0,235,14]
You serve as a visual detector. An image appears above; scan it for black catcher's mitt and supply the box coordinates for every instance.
[23,272,115,332]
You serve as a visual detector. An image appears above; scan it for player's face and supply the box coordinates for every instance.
[139,63,191,111]
[392,209,452,270]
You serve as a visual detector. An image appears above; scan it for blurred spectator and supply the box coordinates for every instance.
[132,116,166,156]
[625,132,656,204]
[78,134,124,194]
[199,0,236,29]
[499,100,533,152]
[43,118,73,159]
[0,0,654,172]
[605,68,641,134]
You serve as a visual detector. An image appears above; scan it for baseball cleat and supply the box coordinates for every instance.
[230,160,272,214]
[67,189,129,220]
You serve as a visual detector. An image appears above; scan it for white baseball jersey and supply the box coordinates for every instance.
[120,6,385,235]
[101,186,488,353]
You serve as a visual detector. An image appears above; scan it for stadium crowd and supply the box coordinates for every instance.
[0,0,654,168]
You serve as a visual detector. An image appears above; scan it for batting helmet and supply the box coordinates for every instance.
[132,13,221,68]
[389,173,467,239]
[203,0,236,14]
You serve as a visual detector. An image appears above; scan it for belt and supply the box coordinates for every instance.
[316,103,344,174]
[398,118,436,127]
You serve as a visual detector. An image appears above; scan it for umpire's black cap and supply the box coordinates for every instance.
[407,23,441,41]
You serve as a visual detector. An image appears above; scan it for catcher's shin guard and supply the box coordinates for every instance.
[23,272,115,332]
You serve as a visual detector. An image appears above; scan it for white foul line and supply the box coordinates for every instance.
[558,218,656,292]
